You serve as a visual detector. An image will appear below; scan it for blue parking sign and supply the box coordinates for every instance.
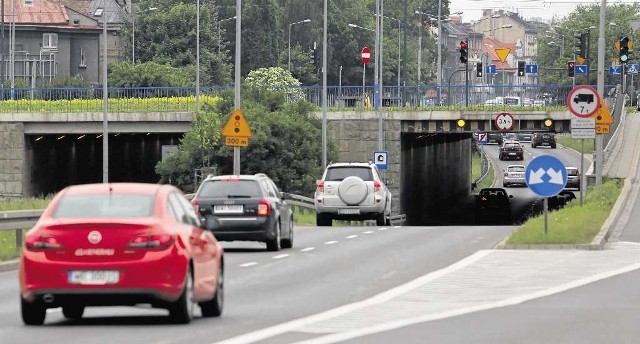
[373,151,388,171]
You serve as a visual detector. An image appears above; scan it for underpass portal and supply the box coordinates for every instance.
[25,133,182,196]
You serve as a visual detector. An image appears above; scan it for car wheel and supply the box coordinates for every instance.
[200,261,223,317]
[21,297,46,326]
[168,265,195,324]
[62,305,85,320]
[316,213,332,226]
[551,145,556,149]
[531,144,535,148]
[266,221,281,251]
[376,212,386,226]
[281,218,294,249]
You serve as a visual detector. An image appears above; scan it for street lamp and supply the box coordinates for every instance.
[196,0,200,108]
[132,5,157,64]
[288,19,311,72]
[218,16,236,53]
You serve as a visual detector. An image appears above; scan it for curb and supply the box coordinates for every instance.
[0,259,18,272]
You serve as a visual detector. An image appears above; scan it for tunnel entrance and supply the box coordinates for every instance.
[25,133,183,196]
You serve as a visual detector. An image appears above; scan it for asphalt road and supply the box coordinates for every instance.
[0,224,513,344]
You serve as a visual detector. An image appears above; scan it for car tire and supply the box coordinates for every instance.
[266,221,281,251]
[200,262,223,318]
[551,144,556,149]
[62,305,85,320]
[21,297,46,326]
[168,266,195,324]
[281,218,294,249]
[316,213,332,226]
[531,143,536,148]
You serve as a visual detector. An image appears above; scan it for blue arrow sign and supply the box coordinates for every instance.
[626,64,639,75]
[525,155,567,198]
[525,64,538,74]
[574,65,588,75]
[373,150,389,171]
[609,66,622,75]
[486,65,497,74]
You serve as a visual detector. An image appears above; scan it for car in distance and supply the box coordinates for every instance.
[315,162,392,226]
[475,188,512,224]
[517,132,533,142]
[503,164,526,187]
[498,140,524,160]
[19,183,224,325]
[565,167,581,190]
[192,173,294,251]
[504,133,518,141]
[531,132,556,148]
[487,132,504,145]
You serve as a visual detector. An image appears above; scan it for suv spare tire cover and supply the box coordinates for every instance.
[338,176,368,205]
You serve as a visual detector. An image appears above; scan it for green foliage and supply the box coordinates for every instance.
[109,62,192,87]
[42,75,92,88]
[556,135,594,154]
[242,0,283,75]
[244,67,305,102]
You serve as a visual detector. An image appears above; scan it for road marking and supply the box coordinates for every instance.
[240,262,258,268]
[273,254,290,260]
[393,226,401,229]
[378,227,387,231]
[46,308,61,314]
[324,241,338,245]
[363,231,374,234]
[300,247,315,252]
[346,235,358,239]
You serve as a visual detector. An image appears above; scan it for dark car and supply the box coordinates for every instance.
[487,132,503,145]
[499,140,524,160]
[565,167,581,190]
[475,188,512,223]
[192,173,294,251]
[531,132,556,148]
[517,132,533,142]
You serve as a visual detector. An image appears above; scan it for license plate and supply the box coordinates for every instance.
[338,208,360,215]
[68,270,119,285]
[513,174,523,178]
[509,152,516,155]
[214,205,244,214]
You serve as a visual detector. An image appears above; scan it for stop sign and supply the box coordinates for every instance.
[361,46,370,65]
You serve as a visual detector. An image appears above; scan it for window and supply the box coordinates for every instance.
[73,19,80,26]
[199,180,261,198]
[53,195,155,218]
[94,8,104,17]
[42,33,58,49]
[79,48,86,67]
[326,167,373,181]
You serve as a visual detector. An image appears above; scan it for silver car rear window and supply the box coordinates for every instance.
[53,195,155,218]
[326,167,373,181]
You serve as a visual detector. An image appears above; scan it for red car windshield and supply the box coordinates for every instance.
[53,195,155,218]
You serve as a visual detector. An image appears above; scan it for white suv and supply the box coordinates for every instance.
[314,162,392,226]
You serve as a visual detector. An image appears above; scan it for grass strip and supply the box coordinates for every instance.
[556,135,594,155]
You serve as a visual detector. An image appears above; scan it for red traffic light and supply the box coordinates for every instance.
[460,40,468,49]
[568,62,575,68]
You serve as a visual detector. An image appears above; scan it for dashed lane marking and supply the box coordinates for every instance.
[239,262,258,268]
[363,231,374,234]
[273,254,290,260]
[346,235,358,239]
[300,247,315,252]
[324,241,338,245]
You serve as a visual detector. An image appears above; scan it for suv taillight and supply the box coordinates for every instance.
[374,180,381,192]
[576,170,580,177]
[317,180,325,192]
[258,199,271,216]
[191,199,200,215]
[25,234,63,251]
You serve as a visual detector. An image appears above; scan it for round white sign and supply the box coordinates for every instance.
[567,85,599,118]
[495,112,514,131]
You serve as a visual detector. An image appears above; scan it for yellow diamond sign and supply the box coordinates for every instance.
[495,48,511,63]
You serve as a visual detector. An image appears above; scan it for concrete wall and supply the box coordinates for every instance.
[0,123,24,197]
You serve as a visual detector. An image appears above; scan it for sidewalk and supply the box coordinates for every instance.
[604,112,640,178]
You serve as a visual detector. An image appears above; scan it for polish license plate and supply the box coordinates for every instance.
[513,174,523,178]
[338,208,360,215]
[68,270,119,285]
[214,205,244,214]
[508,152,516,155]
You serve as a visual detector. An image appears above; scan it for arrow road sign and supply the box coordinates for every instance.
[525,155,567,197]
[373,150,388,171]
[626,63,639,74]
[486,64,497,74]
[525,64,538,74]
[609,66,622,75]
[574,65,588,75]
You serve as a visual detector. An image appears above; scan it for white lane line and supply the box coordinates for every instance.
[346,235,358,239]
[273,254,290,260]
[239,262,258,268]
[378,227,387,231]
[363,231,374,234]
[46,308,61,314]
[324,241,338,245]
[300,247,315,252]
[392,226,401,229]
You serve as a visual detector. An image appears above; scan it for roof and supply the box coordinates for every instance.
[3,0,69,25]
[63,182,164,196]
[88,0,128,24]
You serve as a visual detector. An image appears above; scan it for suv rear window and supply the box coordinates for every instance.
[326,167,373,181]
[198,180,261,198]
[54,195,154,218]
[566,169,579,176]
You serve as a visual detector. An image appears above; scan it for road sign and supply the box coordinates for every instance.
[596,124,610,134]
[525,64,538,74]
[225,136,249,147]
[567,85,600,118]
[478,132,488,145]
[373,150,388,171]
[595,98,613,125]
[494,112,514,131]
[486,64,497,74]
[571,118,595,129]
[571,128,595,139]
[574,64,588,75]
[576,56,586,65]
[222,108,252,138]
[361,46,371,65]
[525,155,567,198]
[626,63,639,74]
[609,66,622,75]
[495,48,510,63]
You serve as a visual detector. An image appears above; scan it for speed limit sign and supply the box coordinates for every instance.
[495,112,515,131]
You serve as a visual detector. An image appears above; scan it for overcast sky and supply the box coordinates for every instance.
[449,0,599,22]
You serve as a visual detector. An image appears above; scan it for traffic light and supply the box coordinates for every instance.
[459,40,468,63]
[476,62,483,77]
[567,61,575,77]
[574,32,589,59]
[517,61,525,77]
[543,118,553,128]
[619,36,630,63]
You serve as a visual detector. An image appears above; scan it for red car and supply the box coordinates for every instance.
[19,183,224,325]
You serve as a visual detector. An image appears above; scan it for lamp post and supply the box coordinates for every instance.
[545,31,565,57]
[376,14,401,89]
[101,5,109,183]
[218,16,236,53]
[196,0,200,108]
[132,6,157,64]
[288,19,311,72]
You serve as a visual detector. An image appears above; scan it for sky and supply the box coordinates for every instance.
[449,0,606,23]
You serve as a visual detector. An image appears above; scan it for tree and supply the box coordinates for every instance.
[242,0,283,75]
[244,67,305,102]
[109,62,192,87]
